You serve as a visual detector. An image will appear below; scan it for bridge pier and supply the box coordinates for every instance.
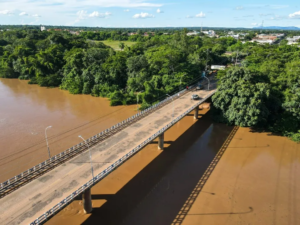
[158,133,164,150]
[194,107,199,119]
[82,188,92,214]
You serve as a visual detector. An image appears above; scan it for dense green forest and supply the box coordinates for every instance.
[212,43,300,142]
[0,29,232,108]
[1,28,300,142]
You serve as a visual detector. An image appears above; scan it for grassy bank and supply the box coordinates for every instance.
[99,40,136,50]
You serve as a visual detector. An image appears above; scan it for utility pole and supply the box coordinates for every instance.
[205,49,209,71]
[235,51,239,67]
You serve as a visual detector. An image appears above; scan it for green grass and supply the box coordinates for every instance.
[99,40,136,50]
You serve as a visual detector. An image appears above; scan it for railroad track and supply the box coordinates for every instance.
[0,87,199,199]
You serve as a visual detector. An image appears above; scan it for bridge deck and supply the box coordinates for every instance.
[0,81,216,225]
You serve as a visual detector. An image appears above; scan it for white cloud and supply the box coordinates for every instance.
[186,15,193,18]
[89,11,112,18]
[124,9,130,12]
[13,0,162,9]
[195,12,206,18]
[289,11,300,19]
[76,10,87,21]
[235,6,244,10]
[251,22,259,26]
[133,12,154,19]
[270,5,289,9]
[32,14,41,17]
[19,12,29,16]
[270,15,286,20]
[157,9,164,13]
[0,10,13,15]
[0,0,163,25]
[260,13,274,17]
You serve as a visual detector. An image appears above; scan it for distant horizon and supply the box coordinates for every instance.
[1,0,300,28]
[1,24,300,30]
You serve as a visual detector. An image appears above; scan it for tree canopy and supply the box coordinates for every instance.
[212,42,300,142]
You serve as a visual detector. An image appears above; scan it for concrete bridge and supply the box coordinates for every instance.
[0,79,217,225]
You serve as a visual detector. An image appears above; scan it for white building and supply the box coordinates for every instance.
[251,39,274,45]
[232,34,240,39]
[41,26,46,31]
[187,31,200,36]
[202,30,216,37]
[287,36,300,45]
[227,33,248,40]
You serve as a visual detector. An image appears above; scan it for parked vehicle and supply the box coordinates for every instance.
[191,94,200,100]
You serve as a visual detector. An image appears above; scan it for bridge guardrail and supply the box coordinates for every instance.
[29,88,216,225]
[0,85,197,191]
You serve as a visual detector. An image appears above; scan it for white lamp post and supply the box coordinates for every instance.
[45,126,52,158]
[203,75,210,91]
[166,94,174,118]
[78,135,94,182]
[180,73,187,91]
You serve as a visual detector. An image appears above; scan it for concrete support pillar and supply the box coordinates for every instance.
[158,133,164,150]
[194,107,199,120]
[82,188,92,214]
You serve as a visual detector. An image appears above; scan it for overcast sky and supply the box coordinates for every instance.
[0,0,300,28]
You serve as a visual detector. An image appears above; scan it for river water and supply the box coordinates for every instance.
[45,106,234,225]
[0,78,234,224]
[0,78,136,182]
[2,78,298,225]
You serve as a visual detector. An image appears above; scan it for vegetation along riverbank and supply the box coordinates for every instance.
[1,28,300,142]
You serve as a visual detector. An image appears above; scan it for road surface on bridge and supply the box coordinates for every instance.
[0,80,217,225]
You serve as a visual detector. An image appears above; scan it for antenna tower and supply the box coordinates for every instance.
[260,20,264,33]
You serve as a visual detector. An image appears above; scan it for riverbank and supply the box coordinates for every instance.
[174,127,300,225]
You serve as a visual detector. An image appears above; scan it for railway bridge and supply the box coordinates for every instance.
[0,78,217,225]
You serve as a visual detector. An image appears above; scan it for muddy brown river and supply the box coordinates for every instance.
[1,78,299,225]
[0,78,136,182]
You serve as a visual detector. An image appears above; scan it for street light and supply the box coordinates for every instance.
[202,73,210,91]
[166,94,174,118]
[180,73,187,91]
[45,126,52,158]
[78,135,94,182]
[205,49,209,71]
